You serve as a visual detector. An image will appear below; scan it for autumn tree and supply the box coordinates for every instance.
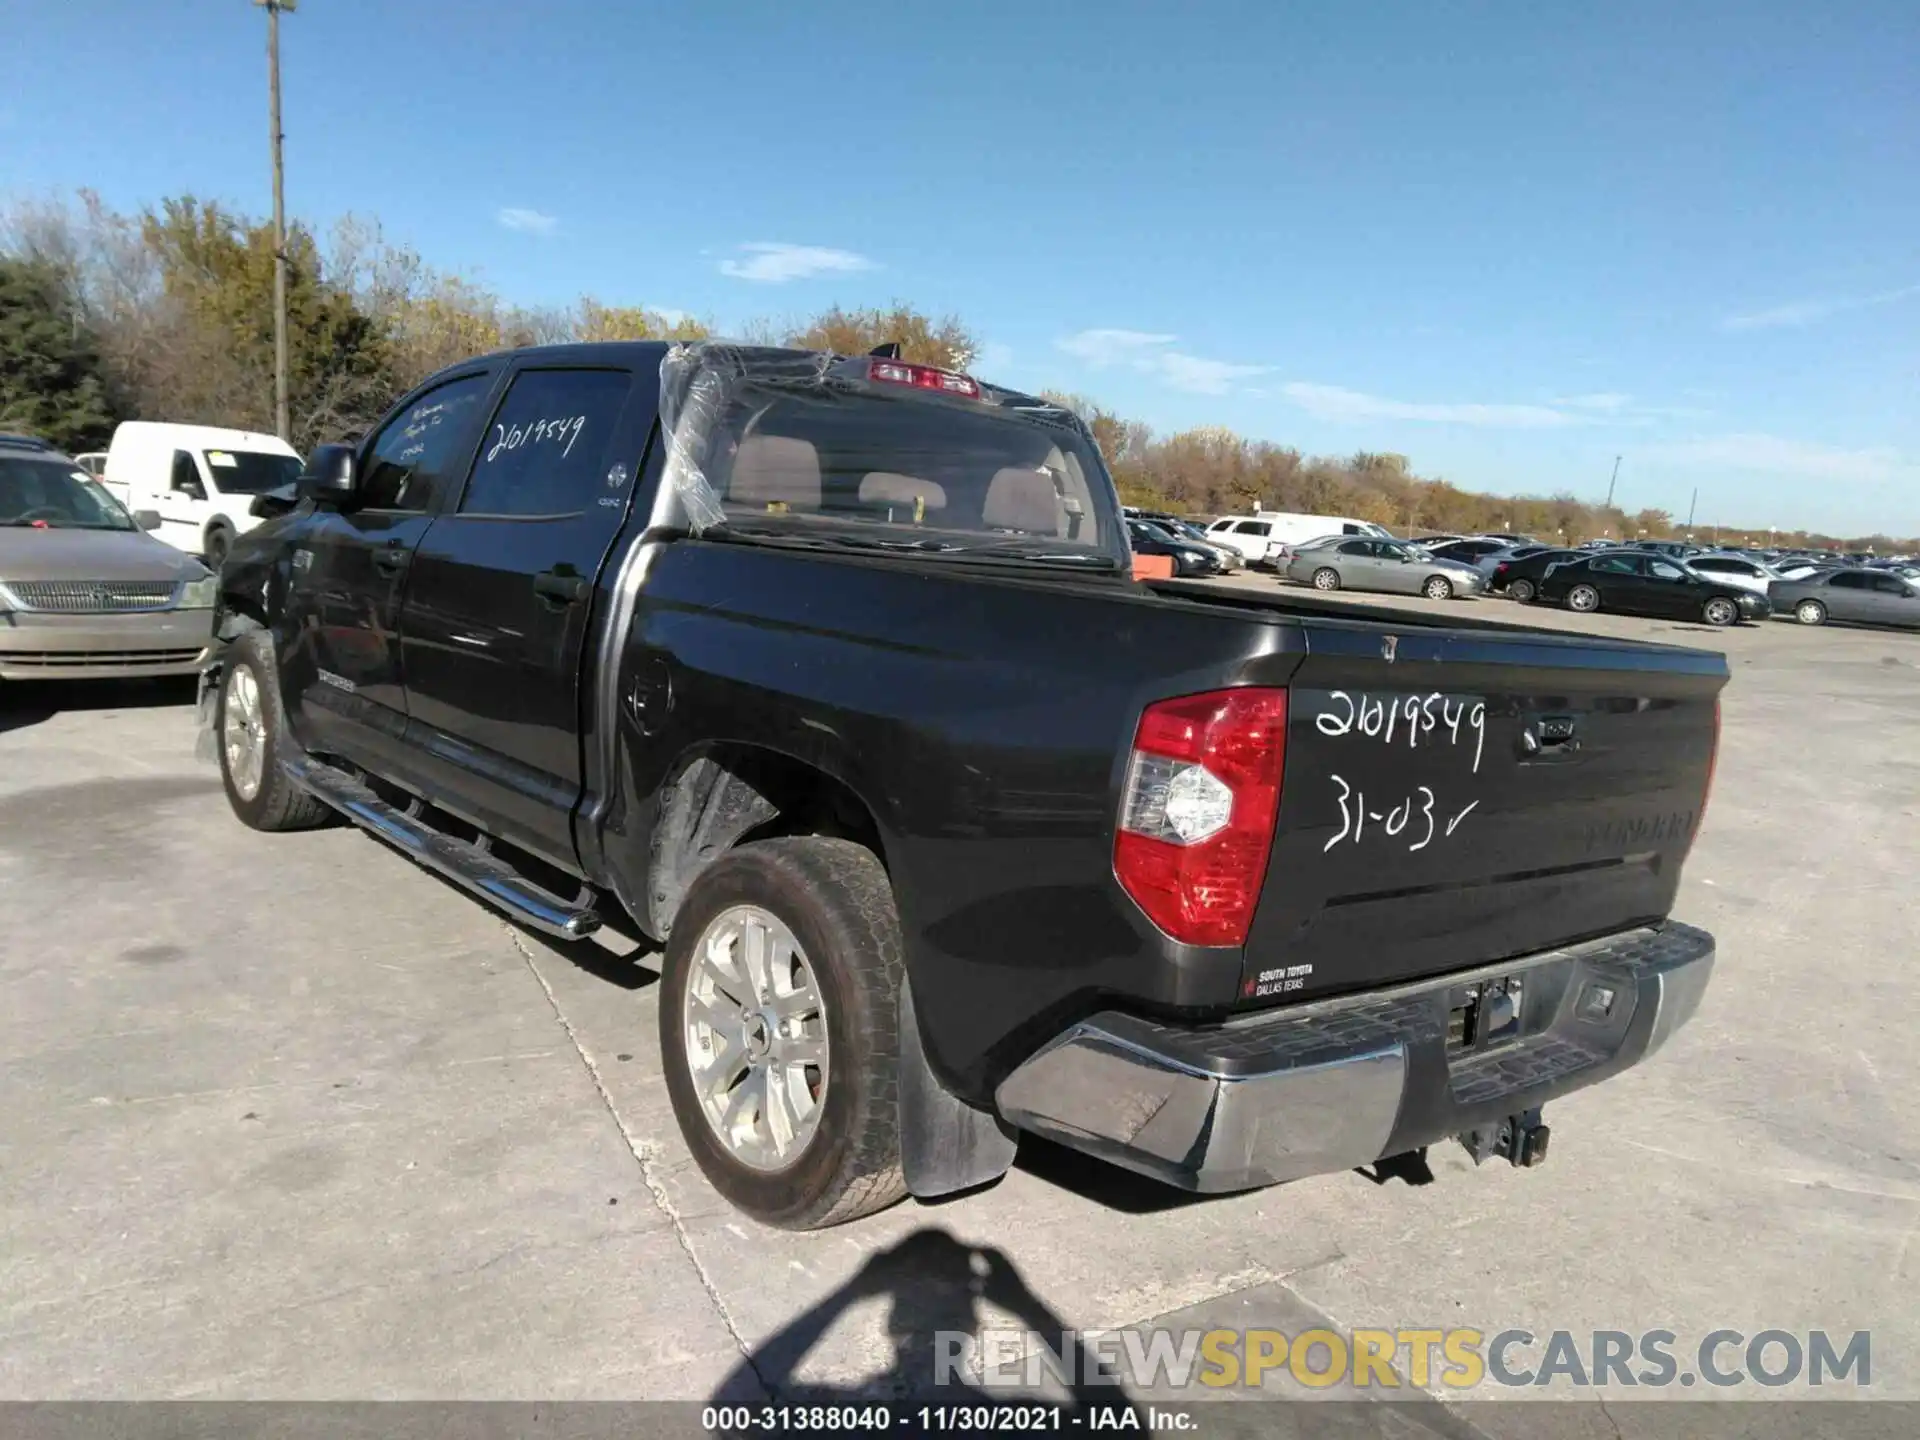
[573,299,711,344]
[781,303,977,370]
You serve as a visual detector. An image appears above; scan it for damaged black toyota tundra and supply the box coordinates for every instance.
[200,341,1722,1229]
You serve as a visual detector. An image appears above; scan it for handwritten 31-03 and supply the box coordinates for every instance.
[1315,690,1486,854]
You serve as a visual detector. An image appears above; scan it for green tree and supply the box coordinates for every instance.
[139,196,392,448]
[0,255,120,449]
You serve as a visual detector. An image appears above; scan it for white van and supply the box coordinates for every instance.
[101,422,303,567]
[1204,510,1393,565]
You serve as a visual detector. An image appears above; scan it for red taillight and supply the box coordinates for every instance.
[868,358,980,397]
[1113,688,1288,948]
[1494,562,1510,576]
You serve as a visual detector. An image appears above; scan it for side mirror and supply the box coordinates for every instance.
[133,509,162,532]
[175,478,206,501]
[298,443,357,503]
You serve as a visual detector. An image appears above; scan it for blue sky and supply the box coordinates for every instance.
[7,1,1917,535]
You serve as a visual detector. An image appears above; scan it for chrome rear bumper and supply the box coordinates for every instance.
[994,921,1714,1193]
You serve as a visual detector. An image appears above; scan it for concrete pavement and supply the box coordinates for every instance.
[2,598,1915,1423]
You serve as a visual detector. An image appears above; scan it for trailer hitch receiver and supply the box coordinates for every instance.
[1459,1107,1551,1168]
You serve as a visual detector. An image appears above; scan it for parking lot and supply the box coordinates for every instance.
[3,585,1916,1423]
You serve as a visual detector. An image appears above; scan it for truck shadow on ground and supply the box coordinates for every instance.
[0,675,197,736]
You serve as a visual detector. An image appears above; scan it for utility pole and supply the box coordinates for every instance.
[1604,455,1621,510]
[1686,487,1697,532]
[255,0,296,442]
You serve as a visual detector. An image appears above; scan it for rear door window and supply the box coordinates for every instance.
[1234,520,1271,536]
[1829,572,1870,590]
[459,369,635,517]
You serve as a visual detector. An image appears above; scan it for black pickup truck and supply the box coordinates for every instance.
[200,341,1723,1229]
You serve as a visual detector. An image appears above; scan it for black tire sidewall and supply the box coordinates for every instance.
[658,842,897,1228]
[1705,598,1737,626]
[1571,585,1599,611]
[1510,579,1534,603]
[205,527,232,571]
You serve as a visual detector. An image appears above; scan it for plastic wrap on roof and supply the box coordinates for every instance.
[656,340,1098,536]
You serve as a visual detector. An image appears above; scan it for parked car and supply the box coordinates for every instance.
[101,421,304,568]
[1206,510,1392,564]
[200,339,1722,1230]
[1634,540,1702,560]
[1124,509,1242,569]
[0,434,219,680]
[1126,518,1226,576]
[1423,537,1510,566]
[1537,551,1768,626]
[73,451,109,479]
[1471,543,1552,577]
[1488,547,1584,602]
[1283,535,1485,599]
[1682,552,1796,598]
[1201,515,1286,567]
[1769,568,1920,628]
[1251,510,1396,544]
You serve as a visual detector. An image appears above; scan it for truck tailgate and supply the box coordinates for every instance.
[1240,616,1726,1006]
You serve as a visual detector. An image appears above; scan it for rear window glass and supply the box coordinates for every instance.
[703,387,1111,549]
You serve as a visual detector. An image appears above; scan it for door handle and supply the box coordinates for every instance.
[372,546,410,575]
[533,570,591,606]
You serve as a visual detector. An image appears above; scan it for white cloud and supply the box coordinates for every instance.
[1722,284,1919,332]
[1552,392,1633,412]
[1057,329,1178,364]
[718,242,873,284]
[1055,328,1268,395]
[1282,382,1582,429]
[496,207,558,235]
[1644,433,1911,485]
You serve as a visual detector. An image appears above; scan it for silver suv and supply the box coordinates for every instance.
[0,434,218,681]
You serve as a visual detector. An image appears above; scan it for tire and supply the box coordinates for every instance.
[217,631,332,832]
[659,837,907,1230]
[1703,596,1739,627]
[1567,584,1601,613]
[1423,575,1454,601]
[1508,578,1536,604]
[1311,567,1341,591]
[1795,599,1827,626]
[203,525,233,572]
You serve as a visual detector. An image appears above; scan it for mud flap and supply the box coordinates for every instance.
[899,981,1017,1199]
[193,660,223,765]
